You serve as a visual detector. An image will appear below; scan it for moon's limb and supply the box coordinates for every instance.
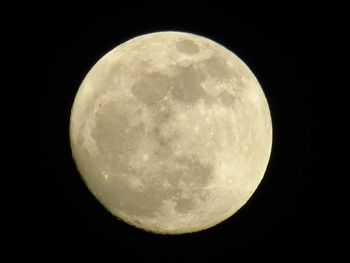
[70,31,272,234]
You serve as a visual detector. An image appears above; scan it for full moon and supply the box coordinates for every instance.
[70,31,272,234]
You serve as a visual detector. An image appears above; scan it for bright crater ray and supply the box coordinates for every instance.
[70,31,272,234]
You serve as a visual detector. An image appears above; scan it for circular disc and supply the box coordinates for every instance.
[70,31,272,234]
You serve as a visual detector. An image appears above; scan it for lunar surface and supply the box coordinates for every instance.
[70,31,272,234]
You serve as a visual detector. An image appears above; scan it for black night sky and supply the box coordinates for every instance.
[21,2,344,260]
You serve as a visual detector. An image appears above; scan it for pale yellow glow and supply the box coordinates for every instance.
[70,31,272,234]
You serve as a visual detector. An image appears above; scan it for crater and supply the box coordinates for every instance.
[203,55,232,79]
[153,104,172,126]
[91,100,144,168]
[176,39,200,54]
[131,72,170,105]
[105,176,161,219]
[175,198,195,213]
[177,157,214,186]
[152,128,180,159]
[163,156,213,187]
[218,90,236,106]
[170,65,206,104]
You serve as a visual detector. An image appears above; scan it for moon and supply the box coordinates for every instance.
[70,31,272,234]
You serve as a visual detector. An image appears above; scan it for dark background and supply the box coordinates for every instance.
[21,2,344,260]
